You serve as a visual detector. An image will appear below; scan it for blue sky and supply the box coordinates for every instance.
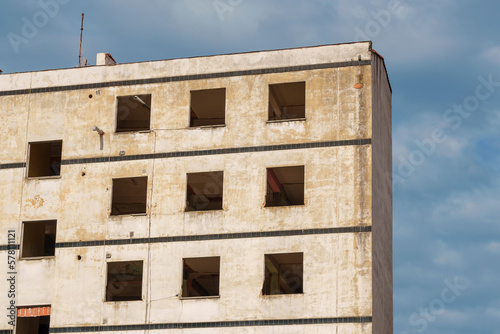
[1,1,500,333]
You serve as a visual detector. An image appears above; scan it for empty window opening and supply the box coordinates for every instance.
[111,176,148,215]
[27,141,62,177]
[106,261,143,301]
[268,82,305,121]
[182,257,220,298]
[16,306,50,334]
[186,171,223,211]
[266,166,304,207]
[21,220,56,258]
[190,88,226,127]
[263,253,303,295]
[116,94,151,132]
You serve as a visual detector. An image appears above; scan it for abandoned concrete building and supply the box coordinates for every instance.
[0,41,392,333]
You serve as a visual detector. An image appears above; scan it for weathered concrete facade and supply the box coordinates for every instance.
[0,42,392,333]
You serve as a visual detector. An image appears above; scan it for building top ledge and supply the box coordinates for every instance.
[0,41,376,92]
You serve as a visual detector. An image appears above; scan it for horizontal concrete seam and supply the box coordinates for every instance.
[56,226,373,248]
[17,138,370,170]
[0,139,371,170]
[47,316,373,332]
[0,226,372,250]
[0,244,19,251]
[0,60,371,97]
[0,162,26,170]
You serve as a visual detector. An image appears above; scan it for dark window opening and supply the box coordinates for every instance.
[21,220,56,258]
[263,253,303,295]
[182,257,220,298]
[190,88,226,127]
[266,166,304,207]
[106,261,143,301]
[186,171,223,211]
[27,141,62,177]
[16,315,50,334]
[111,176,148,215]
[116,94,151,132]
[268,82,305,121]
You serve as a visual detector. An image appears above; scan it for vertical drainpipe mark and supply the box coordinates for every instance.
[93,126,105,150]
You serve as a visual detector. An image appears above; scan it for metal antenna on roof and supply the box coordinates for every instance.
[78,13,85,67]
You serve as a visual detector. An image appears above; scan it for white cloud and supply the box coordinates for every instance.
[432,188,500,225]
[331,0,460,63]
[433,249,462,266]
[439,309,469,322]
[486,307,500,318]
[433,241,462,266]
[392,104,500,190]
[480,46,500,66]
[487,242,500,253]
[439,136,468,158]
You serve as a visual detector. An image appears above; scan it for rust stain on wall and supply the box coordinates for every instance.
[25,194,45,208]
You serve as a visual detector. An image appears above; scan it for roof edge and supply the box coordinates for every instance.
[371,48,392,93]
[1,41,372,76]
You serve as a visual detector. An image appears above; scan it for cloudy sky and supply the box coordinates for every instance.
[1,1,499,333]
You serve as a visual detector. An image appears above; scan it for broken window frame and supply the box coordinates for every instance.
[263,252,304,296]
[110,176,148,216]
[26,140,63,179]
[115,94,152,133]
[182,256,221,299]
[15,306,51,334]
[105,261,144,302]
[267,81,306,122]
[265,166,305,207]
[185,171,224,212]
[20,220,57,259]
[189,88,226,128]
